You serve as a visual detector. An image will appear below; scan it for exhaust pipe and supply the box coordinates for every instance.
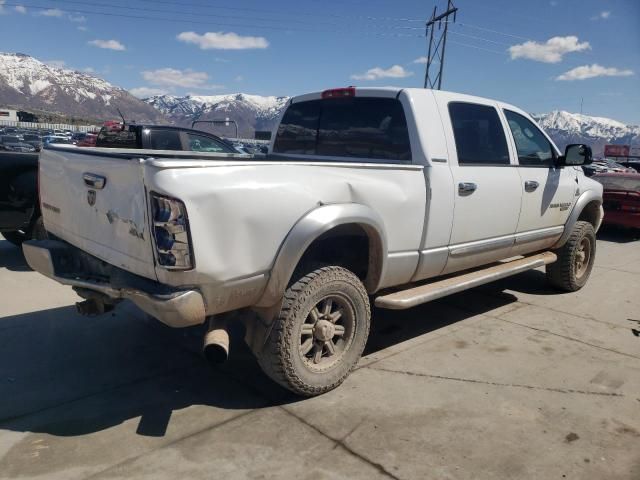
[203,316,230,364]
[76,298,114,316]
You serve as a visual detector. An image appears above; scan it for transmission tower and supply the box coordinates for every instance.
[423,0,458,90]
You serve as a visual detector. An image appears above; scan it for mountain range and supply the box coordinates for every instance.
[0,52,637,157]
[0,53,163,123]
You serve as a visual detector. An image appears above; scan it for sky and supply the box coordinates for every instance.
[0,0,639,124]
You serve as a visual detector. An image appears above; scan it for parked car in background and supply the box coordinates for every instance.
[0,151,45,245]
[21,133,43,152]
[594,173,640,230]
[94,124,237,153]
[76,132,98,147]
[43,135,73,146]
[0,135,36,153]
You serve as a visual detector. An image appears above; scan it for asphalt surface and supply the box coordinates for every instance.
[1,229,639,480]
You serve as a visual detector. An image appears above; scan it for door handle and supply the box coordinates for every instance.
[83,173,106,190]
[458,182,477,195]
[524,180,539,192]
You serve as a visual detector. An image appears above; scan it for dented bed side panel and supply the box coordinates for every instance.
[143,161,426,290]
[39,148,158,280]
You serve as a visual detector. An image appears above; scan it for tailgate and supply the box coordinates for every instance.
[39,147,157,280]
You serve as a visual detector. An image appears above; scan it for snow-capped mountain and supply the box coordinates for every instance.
[533,110,640,157]
[0,53,163,122]
[144,93,289,138]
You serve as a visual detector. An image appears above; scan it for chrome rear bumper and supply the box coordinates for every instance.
[22,240,206,328]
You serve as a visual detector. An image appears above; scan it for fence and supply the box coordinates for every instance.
[0,120,99,132]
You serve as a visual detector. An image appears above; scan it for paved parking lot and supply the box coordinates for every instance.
[1,230,639,480]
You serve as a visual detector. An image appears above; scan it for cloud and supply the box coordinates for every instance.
[350,65,413,81]
[140,68,222,90]
[0,0,6,15]
[69,14,86,22]
[413,56,428,64]
[44,60,66,68]
[88,39,126,51]
[550,1,558,6]
[15,5,26,13]
[509,36,590,63]
[82,67,95,73]
[129,87,169,98]
[591,11,611,20]
[38,8,64,17]
[235,75,244,82]
[177,31,268,50]
[556,64,634,81]
[77,25,88,32]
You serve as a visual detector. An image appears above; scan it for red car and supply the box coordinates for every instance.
[594,173,640,229]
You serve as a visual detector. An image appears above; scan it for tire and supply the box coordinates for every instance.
[546,220,596,292]
[1,231,27,247]
[257,266,371,396]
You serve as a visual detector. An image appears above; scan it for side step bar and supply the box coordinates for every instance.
[375,251,557,310]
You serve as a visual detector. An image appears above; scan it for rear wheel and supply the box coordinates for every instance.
[546,221,596,291]
[257,266,371,396]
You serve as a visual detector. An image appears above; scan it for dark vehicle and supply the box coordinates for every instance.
[95,125,237,153]
[0,152,45,245]
[594,173,640,230]
[22,133,43,152]
[0,135,36,153]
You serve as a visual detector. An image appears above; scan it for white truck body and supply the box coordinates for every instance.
[25,87,603,394]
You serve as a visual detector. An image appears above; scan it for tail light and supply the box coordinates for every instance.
[150,193,193,269]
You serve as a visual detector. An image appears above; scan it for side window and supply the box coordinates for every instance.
[149,130,182,151]
[96,127,138,148]
[504,110,555,166]
[448,102,510,165]
[273,100,321,155]
[187,133,231,153]
[316,97,411,161]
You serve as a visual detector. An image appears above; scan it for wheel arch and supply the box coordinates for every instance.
[553,190,603,249]
[255,203,388,307]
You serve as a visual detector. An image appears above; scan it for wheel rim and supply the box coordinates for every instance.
[299,294,355,371]
[574,237,591,279]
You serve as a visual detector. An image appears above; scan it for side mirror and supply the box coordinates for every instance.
[558,144,593,166]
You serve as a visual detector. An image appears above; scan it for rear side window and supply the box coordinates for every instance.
[273,97,411,161]
[504,110,555,166]
[96,128,139,149]
[149,130,182,150]
[448,102,510,165]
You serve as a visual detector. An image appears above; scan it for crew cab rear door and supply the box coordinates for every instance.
[39,147,157,280]
[434,92,522,273]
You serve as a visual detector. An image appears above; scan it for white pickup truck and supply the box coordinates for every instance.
[25,87,603,396]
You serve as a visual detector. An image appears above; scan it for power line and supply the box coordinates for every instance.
[47,0,424,30]
[456,22,529,41]
[12,2,424,38]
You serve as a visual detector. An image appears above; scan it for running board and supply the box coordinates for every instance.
[375,251,557,310]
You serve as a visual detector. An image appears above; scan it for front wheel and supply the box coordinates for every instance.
[546,221,596,292]
[257,266,371,396]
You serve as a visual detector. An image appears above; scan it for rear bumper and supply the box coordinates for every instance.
[22,240,206,328]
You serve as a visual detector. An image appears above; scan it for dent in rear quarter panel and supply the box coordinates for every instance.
[144,161,426,310]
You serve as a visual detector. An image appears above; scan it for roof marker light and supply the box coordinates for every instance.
[321,87,356,99]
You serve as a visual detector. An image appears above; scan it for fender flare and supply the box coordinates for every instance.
[255,203,388,307]
[553,190,603,249]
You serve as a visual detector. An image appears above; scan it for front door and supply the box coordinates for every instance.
[438,98,523,274]
[501,109,577,252]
